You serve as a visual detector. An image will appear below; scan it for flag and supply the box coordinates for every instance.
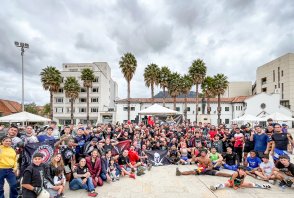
[145,150,170,166]
[20,140,55,175]
[111,140,131,156]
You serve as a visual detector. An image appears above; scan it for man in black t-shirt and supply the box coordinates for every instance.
[117,150,136,179]
[273,155,294,188]
[222,147,239,171]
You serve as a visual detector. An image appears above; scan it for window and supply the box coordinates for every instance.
[280,100,290,109]
[55,107,63,113]
[187,107,191,111]
[91,98,99,103]
[225,119,230,124]
[69,69,78,72]
[93,77,99,82]
[58,88,63,93]
[278,67,280,81]
[123,107,135,111]
[55,98,63,103]
[79,108,86,113]
[176,107,180,112]
[198,107,201,112]
[273,70,275,82]
[275,85,277,89]
[225,107,229,111]
[282,83,284,99]
[281,70,284,77]
[91,108,99,112]
[61,77,64,83]
[123,107,128,111]
[261,77,267,85]
[80,88,86,92]
[131,107,135,111]
[79,98,86,103]
[261,87,267,93]
[67,108,75,113]
[92,87,99,93]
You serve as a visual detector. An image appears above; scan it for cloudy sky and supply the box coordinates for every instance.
[1,0,294,105]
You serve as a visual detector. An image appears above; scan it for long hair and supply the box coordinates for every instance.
[50,153,64,168]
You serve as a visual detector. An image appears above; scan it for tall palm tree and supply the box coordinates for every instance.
[64,77,80,124]
[167,72,181,110]
[201,76,216,115]
[159,66,171,107]
[144,63,160,104]
[81,68,95,125]
[180,75,193,121]
[188,59,207,124]
[40,66,62,120]
[213,74,229,125]
[119,53,137,121]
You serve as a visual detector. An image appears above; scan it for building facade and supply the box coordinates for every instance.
[53,62,118,125]
[222,81,252,98]
[255,53,294,112]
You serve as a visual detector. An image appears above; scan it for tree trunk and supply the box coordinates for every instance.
[173,96,176,110]
[207,97,211,115]
[50,91,53,120]
[185,94,188,121]
[151,84,154,105]
[163,87,166,107]
[127,80,131,121]
[71,98,74,124]
[86,86,90,125]
[217,94,221,125]
[195,84,199,124]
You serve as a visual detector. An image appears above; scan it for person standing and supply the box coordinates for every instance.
[250,126,270,158]
[0,137,18,198]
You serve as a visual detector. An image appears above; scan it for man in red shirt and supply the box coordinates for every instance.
[128,145,145,176]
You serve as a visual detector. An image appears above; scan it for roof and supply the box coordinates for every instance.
[0,99,21,116]
[116,96,248,104]
[138,104,180,115]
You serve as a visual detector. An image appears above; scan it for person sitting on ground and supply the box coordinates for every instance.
[128,145,145,176]
[254,155,276,182]
[209,147,223,170]
[246,150,262,178]
[101,150,112,183]
[85,149,103,187]
[167,144,180,164]
[176,149,231,177]
[178,142,191,165]
[108,158,120,182]
[210,165,271,191]
[222,147,239,171]
[272,155,294,188]
[22,153,49,198]
[117,150,136,179]
[53,166,66,198]
[69,158,98,197]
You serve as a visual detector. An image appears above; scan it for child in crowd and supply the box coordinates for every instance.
[53,166,66,197]
[109,158,119,182]
[210,166,271,191]
[254,155,276,182]
[246,151,262,178]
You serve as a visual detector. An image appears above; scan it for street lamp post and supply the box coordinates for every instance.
[14,41,29,115]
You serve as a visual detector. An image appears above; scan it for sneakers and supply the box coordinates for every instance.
[129,174,136,179]
[116,175,120,181]
[262,184,271,189]
[210,186,217,191]
[279,180,287,187]
[147,163,152,171]
[285,179,293,187]
[176,167,181,176]
[137,169,145,176]
[88,191,98,197]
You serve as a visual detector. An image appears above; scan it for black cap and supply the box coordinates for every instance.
[92,138,98,142]
[33,152,44,158]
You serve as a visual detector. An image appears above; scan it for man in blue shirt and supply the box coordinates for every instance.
[37,127,55,142]
[250,125,270,158]
[246,151,261,177]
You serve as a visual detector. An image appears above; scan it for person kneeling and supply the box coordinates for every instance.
[69,158,98,197]
[210,166,271,191]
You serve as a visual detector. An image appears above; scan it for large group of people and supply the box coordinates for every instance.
[0,118,294,198]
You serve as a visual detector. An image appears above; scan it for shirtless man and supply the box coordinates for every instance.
[176,149,231,177]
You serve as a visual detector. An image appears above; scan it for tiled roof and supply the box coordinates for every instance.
[115,96,248,104]
[0,99,21,116]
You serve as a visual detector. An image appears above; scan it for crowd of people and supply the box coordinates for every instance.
[0,118,294,198]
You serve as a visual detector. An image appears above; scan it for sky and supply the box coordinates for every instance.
[1,0,294,105]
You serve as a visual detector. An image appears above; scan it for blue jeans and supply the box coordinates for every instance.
[69,178,95,192]
[0,169,18,198]
[223,164,238,171]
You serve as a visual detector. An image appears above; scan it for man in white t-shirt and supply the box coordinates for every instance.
[254,155,276,182]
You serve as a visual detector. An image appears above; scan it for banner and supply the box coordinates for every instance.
[20,140,55,175]
[111,140,131,156]
[145,150,170,166]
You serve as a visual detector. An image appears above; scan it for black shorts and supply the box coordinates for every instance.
[203,170,217,176]
[244,145,254,153]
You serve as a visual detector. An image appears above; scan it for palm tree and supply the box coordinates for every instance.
[188,59,207,124]
[167,72,182,110]
[81,68,95,125]
[180,75,193,121]
[212,74,229,125]
[64,77,80,124]
[119,53,137,121]
[144,63,160,104]
[201,76,216,115]
[159,66,171,107]
[40,66,62,120]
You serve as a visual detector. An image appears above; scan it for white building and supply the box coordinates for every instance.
[53,62,118,125]
[115,93,293,127]
[222,81,252,98]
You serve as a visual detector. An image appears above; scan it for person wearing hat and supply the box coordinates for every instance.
[272,155,294,188]
[22,152,50,198]
[0,137,18,198]
[210,165,271,191]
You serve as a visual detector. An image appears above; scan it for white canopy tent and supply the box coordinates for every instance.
[0,111,51,122]
[138,104,180,115]
[264,112,294,121]
[232,114,266,122]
